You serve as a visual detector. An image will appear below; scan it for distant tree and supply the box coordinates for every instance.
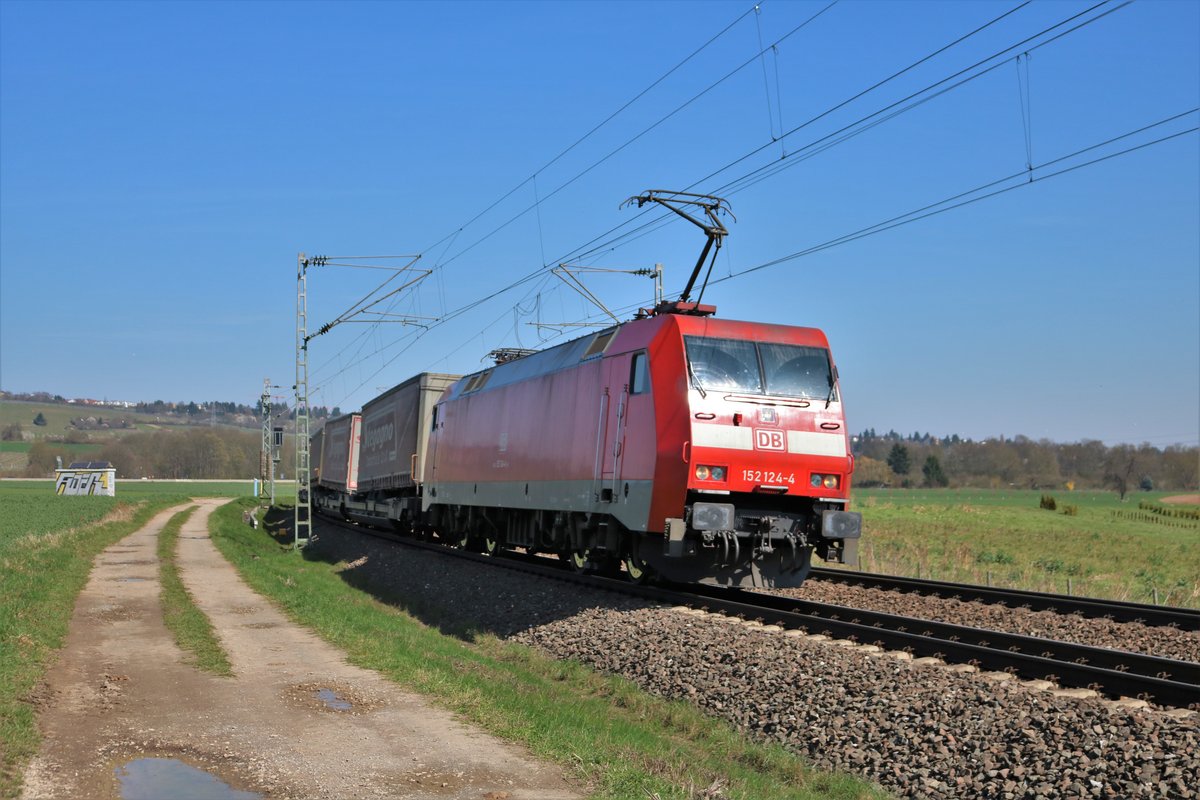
[1,423,21,441]
[853,456,892,487]
[1139,475,1154,492]
[886,444,911,476]
[922,455,949,487]
[25,441,70,477]
[33,412,47,426]
[1104,445,1138,501]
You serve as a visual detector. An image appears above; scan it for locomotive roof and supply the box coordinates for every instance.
[449,313,831,400]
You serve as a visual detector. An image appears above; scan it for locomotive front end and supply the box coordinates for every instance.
[647,320,861,588]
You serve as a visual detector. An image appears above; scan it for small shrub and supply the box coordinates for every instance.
[1035,558,1083,576]
[1061,504,1078,516]
[976,550,1015,565]
[1039,494,1057,511]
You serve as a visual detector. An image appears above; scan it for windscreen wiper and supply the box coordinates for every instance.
[687,359,707,399]
[825,365,838,409]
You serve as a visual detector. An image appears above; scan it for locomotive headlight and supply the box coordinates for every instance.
[694,465,727,482]
[810,473,841,490]
[823,475,840,490]
[810,474,822,488]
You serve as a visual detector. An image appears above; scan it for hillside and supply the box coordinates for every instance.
[0,400,269,477]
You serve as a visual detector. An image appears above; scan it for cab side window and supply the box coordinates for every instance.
[630,352,650,395]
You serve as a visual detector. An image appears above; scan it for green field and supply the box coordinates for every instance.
[850,488,1200,607]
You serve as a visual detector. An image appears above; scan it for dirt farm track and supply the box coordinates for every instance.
[18,500,579,800]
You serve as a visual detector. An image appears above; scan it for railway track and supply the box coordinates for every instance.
[807,566,1200,629]
[311,516,1200,709]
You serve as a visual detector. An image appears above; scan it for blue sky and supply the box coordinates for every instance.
[1,0,1196,446]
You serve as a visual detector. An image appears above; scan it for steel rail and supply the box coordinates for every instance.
[807,567,1200,630]
[311,516,1200,708]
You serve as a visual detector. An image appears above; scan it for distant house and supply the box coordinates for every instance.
[55,461,116,496]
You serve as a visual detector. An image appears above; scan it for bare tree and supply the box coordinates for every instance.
[1104,445,1139,501]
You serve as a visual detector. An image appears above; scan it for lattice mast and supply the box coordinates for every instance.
[294,254,313,549]
[293,253,432,549]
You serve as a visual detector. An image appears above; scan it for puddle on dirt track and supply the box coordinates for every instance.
[116,758,261,800]
[316,688,352,711]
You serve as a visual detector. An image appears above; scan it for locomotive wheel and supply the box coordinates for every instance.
[622,549,653,584]
[482,533,500,556]
[563,548,590,572]
[453,529,471,549]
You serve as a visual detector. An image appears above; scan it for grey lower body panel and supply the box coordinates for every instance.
[428,478,653,532]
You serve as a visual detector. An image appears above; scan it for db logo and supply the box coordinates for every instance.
[754,429,785,451]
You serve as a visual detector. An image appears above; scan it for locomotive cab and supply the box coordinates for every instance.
[630,316,862,588]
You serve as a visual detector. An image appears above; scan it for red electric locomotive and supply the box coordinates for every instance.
[420,304,860,587]
[312,191,861,587]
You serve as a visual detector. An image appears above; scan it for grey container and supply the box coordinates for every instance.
[318,413,361,492]
[358,372,460,493]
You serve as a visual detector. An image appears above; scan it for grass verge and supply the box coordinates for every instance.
[851,489,1200,607]
[157,506,233,676]
[210,500,886,800]
[0,494,193,799]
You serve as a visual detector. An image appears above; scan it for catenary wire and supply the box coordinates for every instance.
[418,1,766,268]
[318,0,1149,405]
[431,1,840,274]
[322,114,1195,408]
[556,0,1122,268]
[316,0,1044,379]
[553,0,1042,266]
[309,2,770,383]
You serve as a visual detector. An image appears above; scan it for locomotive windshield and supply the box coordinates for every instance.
[684,336,835,400]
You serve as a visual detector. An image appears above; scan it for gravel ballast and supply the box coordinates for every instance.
[307,524,1200,800]
[783,582,1200,664]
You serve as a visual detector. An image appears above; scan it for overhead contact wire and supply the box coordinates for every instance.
[417,1,766,266]
[555,0,1038,266]
[560,0,1122,268]
[719,119,1199,281]
[434,1,840,273]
